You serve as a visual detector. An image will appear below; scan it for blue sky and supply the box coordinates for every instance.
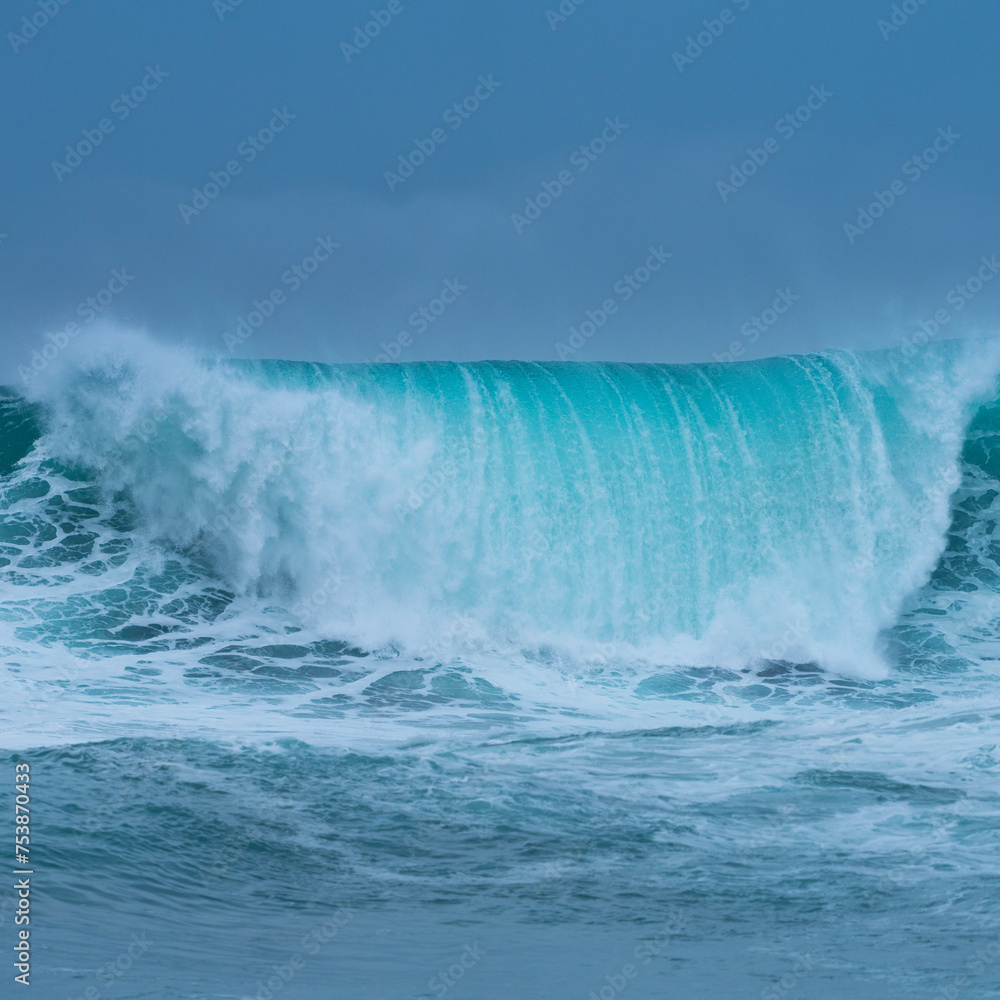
[2,0,998,381]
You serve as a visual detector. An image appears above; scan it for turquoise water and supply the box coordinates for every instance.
[3,339,1000,997]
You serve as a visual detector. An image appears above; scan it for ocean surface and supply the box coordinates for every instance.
[3,338,1000,998]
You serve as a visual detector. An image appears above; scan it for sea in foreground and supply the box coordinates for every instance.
[2,338,1000,998]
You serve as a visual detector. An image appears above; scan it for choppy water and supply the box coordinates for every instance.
[3,337,1000,998]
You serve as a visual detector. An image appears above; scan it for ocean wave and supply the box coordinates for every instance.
[4,336,998,679]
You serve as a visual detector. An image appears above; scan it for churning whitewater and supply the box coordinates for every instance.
[5,337,1000,999]
[5,336,999,687]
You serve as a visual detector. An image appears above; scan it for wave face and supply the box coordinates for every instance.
[6,337,1000,999]
[5,339,997,677]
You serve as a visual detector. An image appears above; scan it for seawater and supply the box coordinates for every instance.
[2,337,1000,998]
